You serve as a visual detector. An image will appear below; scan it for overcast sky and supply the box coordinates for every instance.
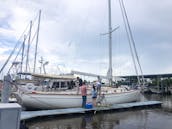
[0,0,172,78]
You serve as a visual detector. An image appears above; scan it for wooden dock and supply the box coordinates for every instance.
[21,101,162,121]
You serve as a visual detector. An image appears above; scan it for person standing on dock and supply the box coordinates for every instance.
[76,77,82,94]
[81,80,87,108]
[96,76,102,96]
[92,84,97,107]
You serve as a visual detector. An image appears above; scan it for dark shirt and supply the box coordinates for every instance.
[79,79,83,86]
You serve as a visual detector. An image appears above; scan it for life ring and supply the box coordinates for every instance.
[26,83,35,90]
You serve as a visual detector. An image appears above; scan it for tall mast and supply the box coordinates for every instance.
[25,21,32,73]
[21,35,26,73]
[108,0,113,86]
[33,10,41,73]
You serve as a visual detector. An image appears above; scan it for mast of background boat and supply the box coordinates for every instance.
[25,21,32,73]
[33,10,41,73]
[20,35,26,74]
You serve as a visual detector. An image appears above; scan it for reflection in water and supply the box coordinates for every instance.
[27,111,147,129]
[144,94,172,112]
[20,122,29,129]
[26,94,172,129]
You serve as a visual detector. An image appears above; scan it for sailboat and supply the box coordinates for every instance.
[12,0,141,110]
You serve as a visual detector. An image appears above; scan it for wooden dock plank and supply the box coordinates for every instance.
[21,101,162,120]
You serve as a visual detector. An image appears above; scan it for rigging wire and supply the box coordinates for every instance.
[7,34,29,74]
[99,34,106,76]
[118,0,141,85]
[120,0,145,86]
[25,21,32,73]
[21,35,26,73]
[0,22,30,74]
[0,11,40,75]
[33,10,41,73]
[7,41,25,74]
[113,26,120,78]
[8,27,38,74]
[26,27,38,72]
[98,35,102,75]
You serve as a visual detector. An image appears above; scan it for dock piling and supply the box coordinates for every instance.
[1,74,12,103]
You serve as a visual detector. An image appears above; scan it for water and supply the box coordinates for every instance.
[25,94,172,129]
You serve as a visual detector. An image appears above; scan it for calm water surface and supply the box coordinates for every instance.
[25,94,172,129]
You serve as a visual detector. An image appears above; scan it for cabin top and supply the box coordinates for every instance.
[17,72,76,80]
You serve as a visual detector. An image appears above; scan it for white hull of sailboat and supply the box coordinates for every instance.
[16,90,140,109]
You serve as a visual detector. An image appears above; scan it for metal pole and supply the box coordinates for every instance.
[108,0,113,86]
[26,21,32,73]
[33,10,41,73]
[21,35,26,74]
[39,57,43,74]
[1,74,12,103]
